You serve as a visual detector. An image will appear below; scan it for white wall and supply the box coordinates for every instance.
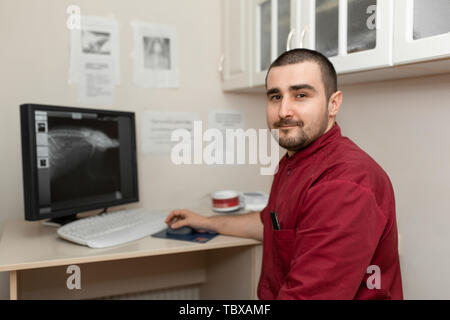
[0,0,272,299]
[338,73,450,299]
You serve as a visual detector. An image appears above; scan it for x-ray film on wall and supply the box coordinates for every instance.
[132,22,179,88]
[143,37,171,70]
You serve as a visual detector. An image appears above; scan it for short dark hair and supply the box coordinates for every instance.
[265,49,338,100]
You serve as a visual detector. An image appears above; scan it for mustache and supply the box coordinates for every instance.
[273,119,304,128]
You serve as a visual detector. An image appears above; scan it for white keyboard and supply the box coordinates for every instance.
[57,209,168,248]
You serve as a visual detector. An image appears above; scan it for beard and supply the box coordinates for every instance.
[272,110,329,152]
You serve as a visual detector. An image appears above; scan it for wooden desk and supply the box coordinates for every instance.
[0,210,262,300]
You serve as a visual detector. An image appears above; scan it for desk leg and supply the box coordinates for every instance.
[10,271,18,300]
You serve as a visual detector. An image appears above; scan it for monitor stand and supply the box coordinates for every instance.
[44,214,79,227]
[43,208,108,227]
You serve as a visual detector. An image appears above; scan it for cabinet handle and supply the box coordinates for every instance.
[218,54,225,80]
[299,25,309,49]
[286,29,295,51]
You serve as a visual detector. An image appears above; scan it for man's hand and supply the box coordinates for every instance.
[165,209,264,241]
[165,209,212,233]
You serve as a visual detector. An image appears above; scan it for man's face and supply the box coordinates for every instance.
[266,61,330,153]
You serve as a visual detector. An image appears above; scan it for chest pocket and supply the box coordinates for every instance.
[272,228,296,284]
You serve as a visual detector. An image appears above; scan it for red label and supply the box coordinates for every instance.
[212,197,239,208]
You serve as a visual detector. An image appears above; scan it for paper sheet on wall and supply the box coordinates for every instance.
[208,109,245,156]
[70,15,120,85]
[132,22,180,88]
[141,111,200,155]
[208,110,245,129]
[77,58,114,105]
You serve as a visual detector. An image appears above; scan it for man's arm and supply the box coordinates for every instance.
[165,209,264,241]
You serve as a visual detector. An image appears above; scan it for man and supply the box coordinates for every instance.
[165,49,403,300]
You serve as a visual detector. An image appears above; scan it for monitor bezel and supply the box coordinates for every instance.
[20,103,139,221]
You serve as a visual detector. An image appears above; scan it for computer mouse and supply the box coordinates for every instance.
[166,225,194,235]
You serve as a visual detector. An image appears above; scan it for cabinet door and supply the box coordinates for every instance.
[221,0,252,91]
[253,0,301,86]
[393,0,450,65]
[302,0,393,74]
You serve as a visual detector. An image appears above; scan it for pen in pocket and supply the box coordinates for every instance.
[270,211,281,230]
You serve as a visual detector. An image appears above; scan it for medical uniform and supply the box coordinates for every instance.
[258,123,403,299]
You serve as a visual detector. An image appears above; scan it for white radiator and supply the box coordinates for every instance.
[101,285,200,300]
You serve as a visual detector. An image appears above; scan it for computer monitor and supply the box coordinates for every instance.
[20,103,139,224]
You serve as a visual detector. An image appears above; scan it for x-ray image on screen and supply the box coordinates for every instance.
[21,104,138,221]
[47,117,121,204]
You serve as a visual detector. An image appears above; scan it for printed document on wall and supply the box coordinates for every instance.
[208,109,245,157]
[132,22,180,88]
[70,15,120,85]
[141,111,200,155]
[208,110,245,131]
[77,57,114,105]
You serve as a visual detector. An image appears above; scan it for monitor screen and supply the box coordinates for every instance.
[20,104,138,221]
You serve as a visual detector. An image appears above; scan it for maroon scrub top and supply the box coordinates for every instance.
[258,123,403,300]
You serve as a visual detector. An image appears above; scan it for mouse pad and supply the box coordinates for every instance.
[151,229,218,243]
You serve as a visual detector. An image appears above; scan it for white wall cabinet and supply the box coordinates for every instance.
[393,0,450,65]
[252,0,302,85]
[220,0,450,91]
[301,0,393,74]
[220,0,253,91]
